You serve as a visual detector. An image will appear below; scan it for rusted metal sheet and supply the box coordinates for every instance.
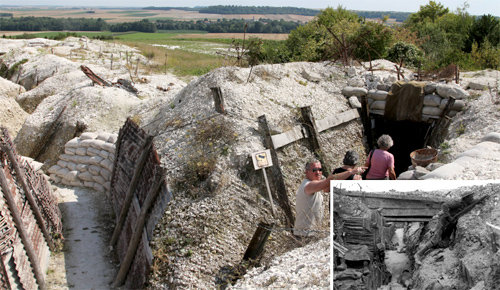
[110,118,171,287]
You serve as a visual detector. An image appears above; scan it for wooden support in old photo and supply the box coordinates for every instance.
[258,115,294,227]
[300,106,329,174]
[210,87,226,114]
[243,222,274,264]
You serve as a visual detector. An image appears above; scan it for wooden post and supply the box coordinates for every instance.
[258,115,294,227]
[360,95,374,150]
[113,169,165,287]
[2,145,55,250]
[110,53,113,70]
[261,167,276,216]
[135,58,139,76]
[300,106,329,174]
[243,223,273,264]
[426,96,456,148]
[210,87,226,114]
[110,136,154,246]
[0,167,46,290]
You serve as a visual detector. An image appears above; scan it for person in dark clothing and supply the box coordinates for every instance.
[332,150,365,180]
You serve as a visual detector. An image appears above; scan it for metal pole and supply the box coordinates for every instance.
[262,167,276,216]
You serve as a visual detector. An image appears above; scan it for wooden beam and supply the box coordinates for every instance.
[113,169,165,287]
[243,223,273,264]
[258,115,294,227]
[210,87,226,114]
[271,125,308,149]
[110,135,154,247]
[315,109,359,132]
[300,106,329,174]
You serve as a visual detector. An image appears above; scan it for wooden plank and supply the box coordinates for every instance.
[385,217,432,222]
[316,109,360,132]
[271,125,308,149]
[258,115,294,227]
[379,208,438,217]
[360,197,442,209]
[341,191,448,202]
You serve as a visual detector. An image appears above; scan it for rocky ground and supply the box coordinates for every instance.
[0,36,499,289]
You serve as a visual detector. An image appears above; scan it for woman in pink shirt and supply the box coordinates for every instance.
[364,135,396,180]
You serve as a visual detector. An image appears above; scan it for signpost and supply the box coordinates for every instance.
[251,149,276,216]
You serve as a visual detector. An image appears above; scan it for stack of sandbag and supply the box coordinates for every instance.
[48,132,117,192]
[342,82,467,121]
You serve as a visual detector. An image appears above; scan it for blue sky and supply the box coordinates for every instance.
[2,1,499,17]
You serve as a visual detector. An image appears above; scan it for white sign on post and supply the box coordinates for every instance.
[250,149,275,216]
[251,149,273,170]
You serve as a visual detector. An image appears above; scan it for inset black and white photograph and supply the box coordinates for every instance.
[332,180,500,290]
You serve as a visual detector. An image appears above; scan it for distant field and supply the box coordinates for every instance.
[0,7,313,23]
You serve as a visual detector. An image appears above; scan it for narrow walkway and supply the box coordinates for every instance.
[46,186,117,289]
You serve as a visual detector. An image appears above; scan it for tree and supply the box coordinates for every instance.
[387,41,424,78]
[406,1,449,25]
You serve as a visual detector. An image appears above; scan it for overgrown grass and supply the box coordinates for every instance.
[117,40,226,76]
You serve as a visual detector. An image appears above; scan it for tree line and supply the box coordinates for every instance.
[245,3,500,71]
[0,16,300,33]
[155,18,300,33]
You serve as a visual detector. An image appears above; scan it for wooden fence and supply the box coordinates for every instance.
[0,127,63,290]
[108,118,172,288]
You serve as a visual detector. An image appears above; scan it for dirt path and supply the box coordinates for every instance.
[46,186,118,289]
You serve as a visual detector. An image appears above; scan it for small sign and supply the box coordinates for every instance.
[251,149,273,170]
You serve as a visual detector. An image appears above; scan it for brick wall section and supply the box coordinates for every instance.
[110,118,172,289]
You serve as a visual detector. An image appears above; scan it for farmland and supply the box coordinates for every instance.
[0,7,314,23]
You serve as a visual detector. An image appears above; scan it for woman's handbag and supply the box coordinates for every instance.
[361,150,373,180]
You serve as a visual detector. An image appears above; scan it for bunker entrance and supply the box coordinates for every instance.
[369,115,433,176]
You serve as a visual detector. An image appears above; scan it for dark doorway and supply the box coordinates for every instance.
[369,115,432,176]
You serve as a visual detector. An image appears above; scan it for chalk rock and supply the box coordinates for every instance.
[420,162,465,179]
[467,79,493,90]
[301,70,322,82]
[342,86,367,97]
[481,132,500,144]
[348,96,361,108]
[414,166,430,179]
[425,162,444,171]
[397,170,415,180]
